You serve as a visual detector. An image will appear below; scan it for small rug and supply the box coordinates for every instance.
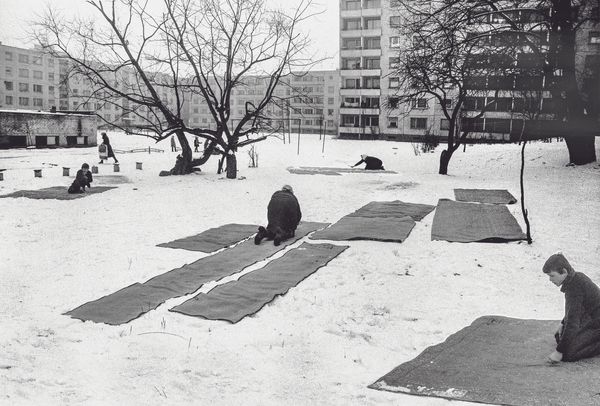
[65,221,328,325]
[157,223,259,253]
[310,216,415,243]
[369,315,600,406]
[454,188,517,204]
[347,201,436,221]
[0,186,117,200]
[170,243,348,323]
[431,199,526,243]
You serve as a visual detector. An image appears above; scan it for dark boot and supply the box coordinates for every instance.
[254,226,267,245]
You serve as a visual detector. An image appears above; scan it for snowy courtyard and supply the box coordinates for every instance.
[1,132,599,405]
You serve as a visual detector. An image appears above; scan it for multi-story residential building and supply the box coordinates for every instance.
[338,0,447,141]
[0,42,60,112]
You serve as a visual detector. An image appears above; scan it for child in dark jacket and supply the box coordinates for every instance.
[254,185,302,246]
[543,253,600,363]
[68,163,93,194]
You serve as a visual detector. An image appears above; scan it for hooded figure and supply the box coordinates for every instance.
[352,154,384,170]
[255,185,302,246]
[543,253,600,362]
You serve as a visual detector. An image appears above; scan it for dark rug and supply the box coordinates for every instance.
[431,199,526,243]
[347,201,436,221]
[309,216,415,242]
[288,166,397,175]
[369,315,600,406]
[0,186,117,200]
[454,188,517,204]
[65,221,328,325]
[157,223,259,253]
[170,242,348,323]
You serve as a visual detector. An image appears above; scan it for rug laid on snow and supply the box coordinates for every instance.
[65,221,328,325]
[454,188,517,204]
[369,315,600,406]
[157,223,259,253]
[170,242,348,323]
[309,216,415,242]
[287,166,397,175]
[346,201,435,221]
[0,186,117,200]
[431,199,526,243]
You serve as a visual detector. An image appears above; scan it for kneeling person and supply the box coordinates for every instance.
[352,154,384,170]
[255,185,302,246]
[544,253,600,363]
[68,163,93,194]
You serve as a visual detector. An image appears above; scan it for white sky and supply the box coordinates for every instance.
[0,0,339,69]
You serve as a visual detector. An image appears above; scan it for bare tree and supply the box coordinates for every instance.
[33,0,321,178]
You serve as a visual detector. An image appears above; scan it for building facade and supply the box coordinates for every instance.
[338,0,448,140]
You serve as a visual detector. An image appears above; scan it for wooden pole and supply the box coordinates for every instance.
[297,120,301,155]
[322,121,327,153]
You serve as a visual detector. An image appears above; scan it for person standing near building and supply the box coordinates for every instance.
[99,132,118,164]
[194,136,200,152]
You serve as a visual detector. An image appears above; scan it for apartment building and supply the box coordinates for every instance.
[0,42,60,112]
[338,0,447,140]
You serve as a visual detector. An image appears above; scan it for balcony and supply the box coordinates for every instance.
[340,8,381,18]
[340,107,380,115]
[339,126,380,135]
[340,87,381,96]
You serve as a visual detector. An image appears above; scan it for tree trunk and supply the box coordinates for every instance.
[226,154,237,179]
[168,130,195,175]
[439,149,453,175]
[565,135,597,165]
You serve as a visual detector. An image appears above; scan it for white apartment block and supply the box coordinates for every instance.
[0,43,60,112]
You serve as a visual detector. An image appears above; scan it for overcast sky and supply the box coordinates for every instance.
[0,0,339,69]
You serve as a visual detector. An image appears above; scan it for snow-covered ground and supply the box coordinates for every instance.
[1,132,599,406]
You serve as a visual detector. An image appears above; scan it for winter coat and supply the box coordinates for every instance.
[354,156,384,170]
[102,134,116,158]
[68,170,93,194]
[557,272,600,360]
[266,190,302,235]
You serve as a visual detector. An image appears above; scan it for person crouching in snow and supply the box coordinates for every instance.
[352,154,384,170]
[255,185,302,246]
[68,163,93,194]
[543,253,600,363]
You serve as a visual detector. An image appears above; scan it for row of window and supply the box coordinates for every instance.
[4,51,55,65]
[4,66,56,81]
[4,95,47,107]
[3,81,55,93]
[342,0,380,11]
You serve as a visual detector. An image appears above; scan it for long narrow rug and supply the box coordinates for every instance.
[0,186,117,200]
[157,223,259,253]
[309,216,415,242]
[369,315,600,406]
[431,199,526,243]
[170,242,348,323]
[454,188,517,204]
[65,221,328,325]
[346,201,436,221]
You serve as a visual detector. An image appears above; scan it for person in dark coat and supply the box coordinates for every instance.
[543,253,600,363]
[255,185,302,246]
[352,154,384,170]
[99,132,118,164]
[68,163,93,194]
[194,137,200,152]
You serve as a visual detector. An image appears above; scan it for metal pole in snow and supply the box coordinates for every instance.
[322,121,327,153]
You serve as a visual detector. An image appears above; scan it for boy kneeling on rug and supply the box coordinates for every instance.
[544,253,600,363]
[255,185,302,246]
[68,163,93,194]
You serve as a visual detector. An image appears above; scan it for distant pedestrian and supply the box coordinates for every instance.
[255,185,302,246]
[194,137,200,153]
[99,132,118,164]
[68,163,93,194]
[543,253,600,363]
[171,136,177,152]
[352,154,384,170]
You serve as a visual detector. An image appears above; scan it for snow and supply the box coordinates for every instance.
[1,131,599,405]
